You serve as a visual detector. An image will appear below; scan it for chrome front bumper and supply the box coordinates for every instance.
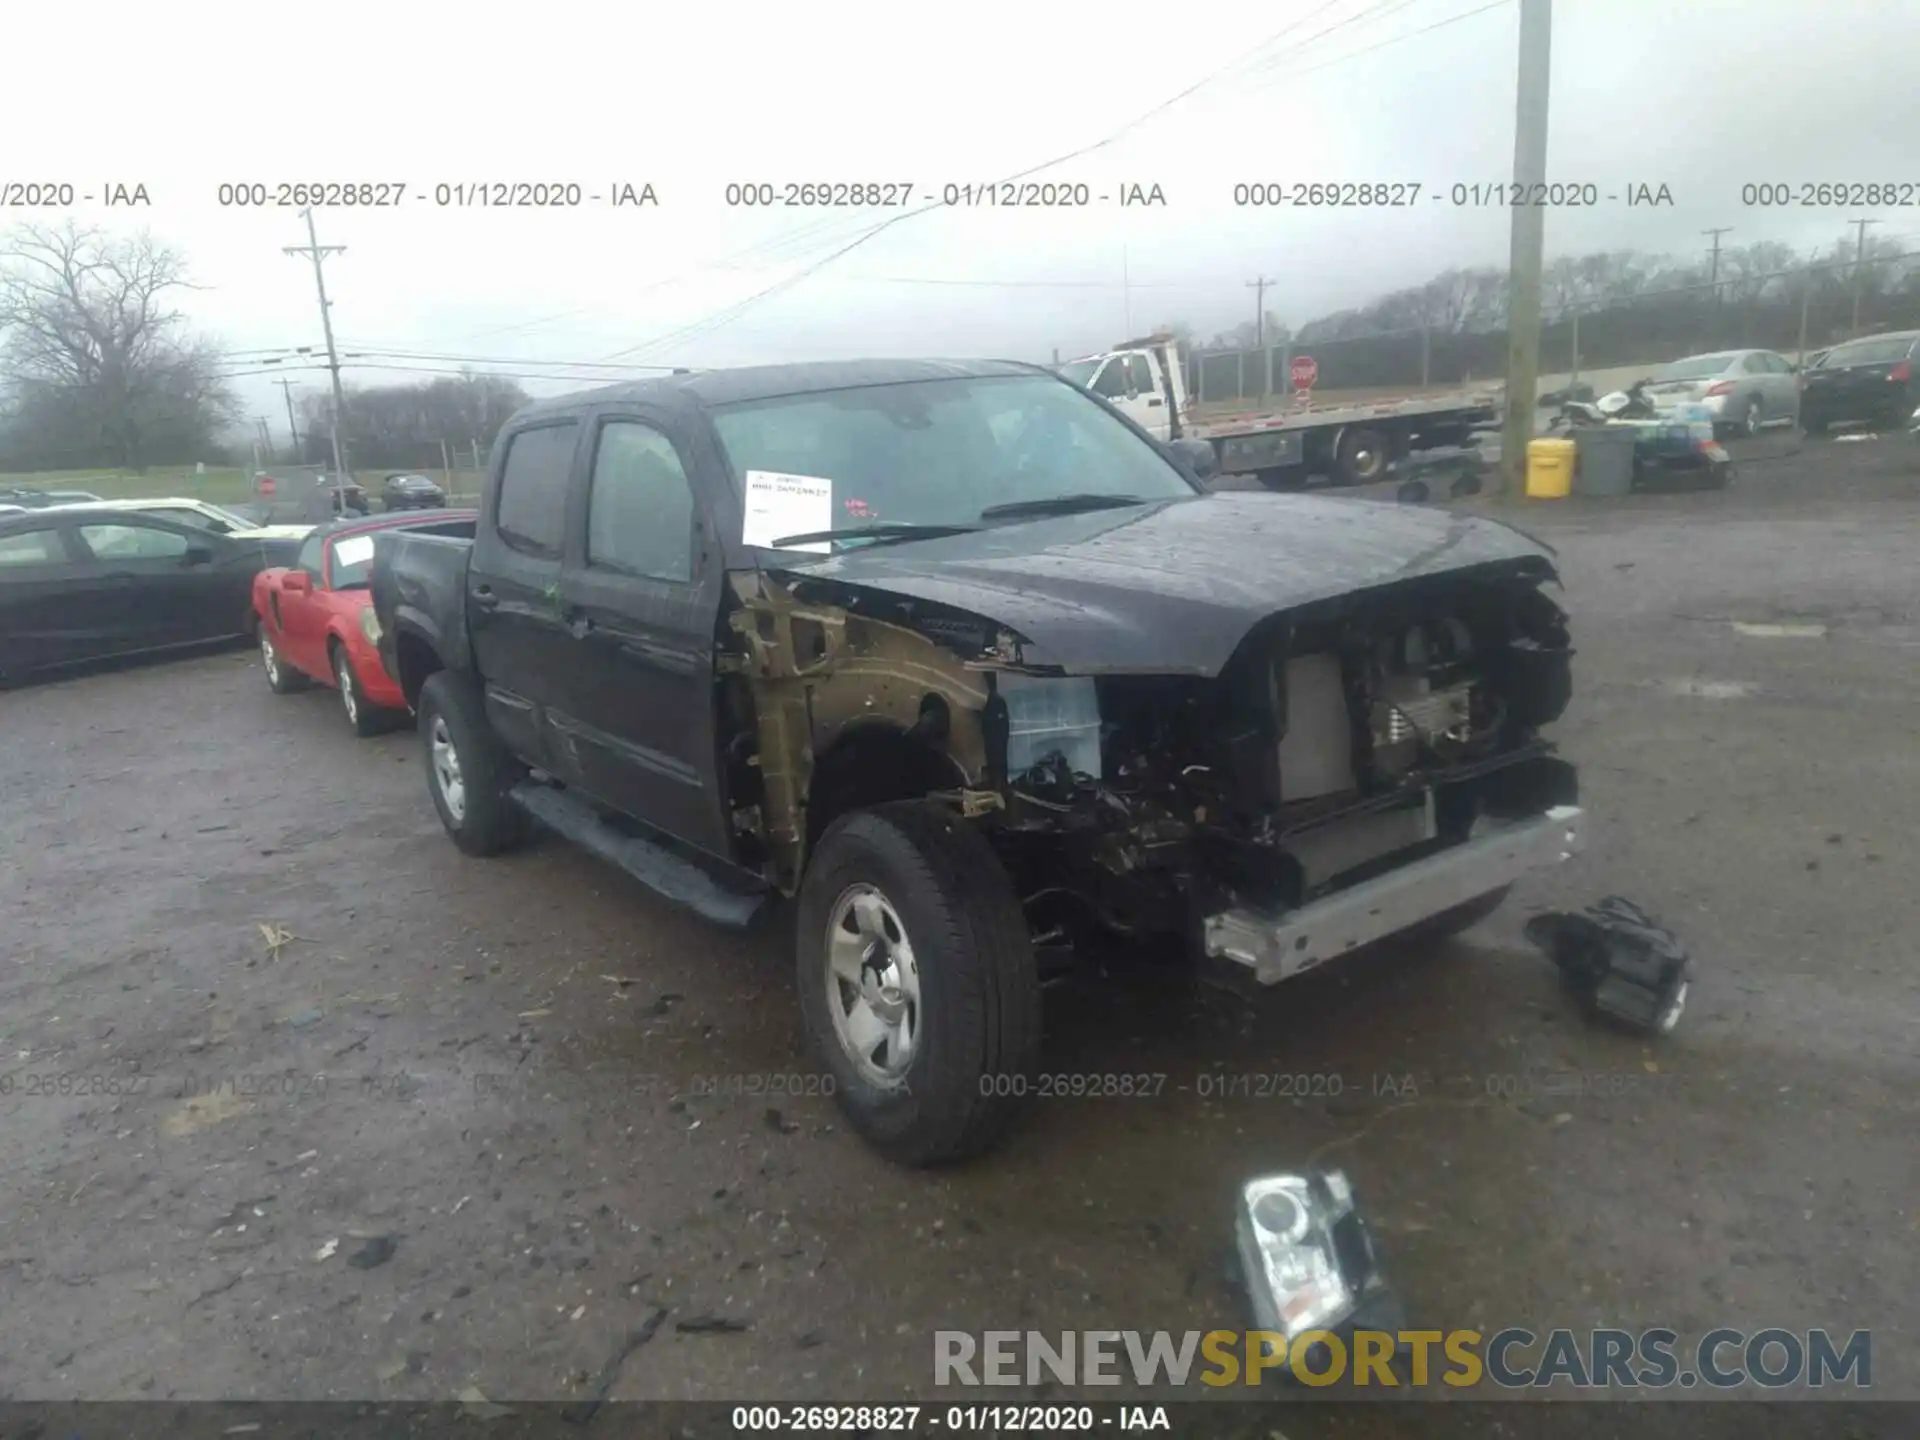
[1204,805,1586,986]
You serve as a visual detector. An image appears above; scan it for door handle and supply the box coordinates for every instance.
[472,585,498,610]
[1146,396,1164,407]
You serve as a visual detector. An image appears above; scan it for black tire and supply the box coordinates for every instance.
[416,670,529,857]
[259,625,309,694]
[331,640,397,738]
[1335,427,1390,485]
[1404,885,1512,943]
[796,801,1042,1166]
[1803,418,1829,437]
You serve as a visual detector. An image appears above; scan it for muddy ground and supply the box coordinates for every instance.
[2,431,1916,1426]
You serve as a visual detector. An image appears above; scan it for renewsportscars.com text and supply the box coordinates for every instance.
[935,1328,1871,1390]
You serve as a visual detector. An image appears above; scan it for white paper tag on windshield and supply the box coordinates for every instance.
[333,534,375,568]
[741,470,832,553]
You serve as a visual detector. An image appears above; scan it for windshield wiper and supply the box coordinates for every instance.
[765,521,981,550]
[977,492,1147,521]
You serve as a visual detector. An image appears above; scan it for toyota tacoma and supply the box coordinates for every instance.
[370,359,1583,1165]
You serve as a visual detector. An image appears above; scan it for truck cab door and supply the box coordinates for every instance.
[470,420,582,775]
[555,410,733,860]
[1090,352,1169,438]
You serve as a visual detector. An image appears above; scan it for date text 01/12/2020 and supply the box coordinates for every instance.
[212,182,659,208]
[1229,180,1676,207]
[728,1404,1171,1432]
[721,181,1167,208]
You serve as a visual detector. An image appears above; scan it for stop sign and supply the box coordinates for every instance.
[1290,355,1319,389]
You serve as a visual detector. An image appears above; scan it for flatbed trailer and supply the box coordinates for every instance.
[1057,335,1501,488]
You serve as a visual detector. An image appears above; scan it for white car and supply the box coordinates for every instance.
[41,496,314,543]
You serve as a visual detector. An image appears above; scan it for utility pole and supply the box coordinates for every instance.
[1702,227,1732,344]
[1248,276,1272,398]
[1498,0,1553,501]
[1848,218,1880,337]
[274,378,301,457]
[283,208,350,506]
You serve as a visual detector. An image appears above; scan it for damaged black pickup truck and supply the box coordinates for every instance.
[369,359,1583,1165]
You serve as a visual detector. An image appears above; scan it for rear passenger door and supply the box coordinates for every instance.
[472,420,582,773]
[555,409,731,858]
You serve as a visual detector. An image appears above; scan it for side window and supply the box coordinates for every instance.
[1090,361,1129,399]
[586,421,696,583]
[155,508,230,533]
[495,421,578,556]
[1125,354,1155,394]
[1741,354,1768,374]
[0,527,67,567]
[77,522,190,560]
[294,535,325,578]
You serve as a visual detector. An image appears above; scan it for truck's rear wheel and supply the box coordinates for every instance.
[416,671,528,856]
[1336,427,1390,484]
[796,802,1041,1166]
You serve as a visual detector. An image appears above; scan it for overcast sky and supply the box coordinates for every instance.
[6,0,1918,434]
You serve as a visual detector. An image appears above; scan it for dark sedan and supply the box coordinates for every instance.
[381,472,447,511]
[1800,331,1920,434]
[0,509,271,684]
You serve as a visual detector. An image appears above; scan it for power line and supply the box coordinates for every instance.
[594,0,1389,363]
[1242,0,1513,91]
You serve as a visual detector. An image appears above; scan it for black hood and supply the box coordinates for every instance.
[775,491,1557,675]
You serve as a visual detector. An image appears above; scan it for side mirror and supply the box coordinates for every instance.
[1165,437,1219,482]
[284,571,312,593]
[183,544,214,566]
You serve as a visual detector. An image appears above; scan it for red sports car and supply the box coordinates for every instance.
[253,510,476,735]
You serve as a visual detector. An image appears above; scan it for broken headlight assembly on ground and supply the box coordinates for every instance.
[1234,1169,1404,1380]
[1524,895,1692,1037]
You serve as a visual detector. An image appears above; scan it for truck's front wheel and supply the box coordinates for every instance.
[796,802,1042,1166]
[416,671,528,857]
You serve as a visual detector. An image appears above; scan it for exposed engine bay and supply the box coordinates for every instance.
[720,565,1576,960]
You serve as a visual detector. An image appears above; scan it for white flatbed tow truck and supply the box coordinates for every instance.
[1058,332,1501,489]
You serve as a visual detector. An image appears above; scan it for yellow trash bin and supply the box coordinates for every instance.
[1525,437,1577,499]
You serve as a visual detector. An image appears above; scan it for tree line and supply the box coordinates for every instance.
[1156,230,1920,388]
[0,223,527,475]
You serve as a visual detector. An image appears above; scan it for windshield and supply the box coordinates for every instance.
[1056,359,1101,389]
[328,532,378,589]
[1653,354,1738,381]
[709,373,1194,546]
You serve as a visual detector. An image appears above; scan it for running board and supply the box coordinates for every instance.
[508,782,771,930]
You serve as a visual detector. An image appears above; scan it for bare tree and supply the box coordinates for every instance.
[0,222,236,471]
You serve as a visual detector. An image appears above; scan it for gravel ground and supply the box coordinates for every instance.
[1,431,1915,1425]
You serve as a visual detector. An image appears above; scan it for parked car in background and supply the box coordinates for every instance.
[0,486,105,508]
[317,475,371,516]
[42,497,315,566]
[0,508,268,684]
[1798,331,1920,434]
[381,472,448,511]
[253,509,477,735]
[1640,349,1800,437]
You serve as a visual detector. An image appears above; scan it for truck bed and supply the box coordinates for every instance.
[1185,384,1501,439]
[370,528,476,688]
